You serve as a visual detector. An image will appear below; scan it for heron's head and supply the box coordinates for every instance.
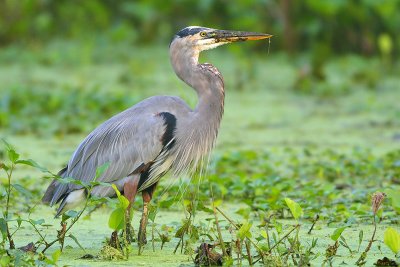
[170,26,272,53]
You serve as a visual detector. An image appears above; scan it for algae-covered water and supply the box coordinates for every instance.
[9,204,395,266]
[1,46,400,265]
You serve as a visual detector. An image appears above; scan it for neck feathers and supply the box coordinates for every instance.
[169,40,225,176]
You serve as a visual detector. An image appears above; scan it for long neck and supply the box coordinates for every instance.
[170,43,225,120]
[169,42,225,174]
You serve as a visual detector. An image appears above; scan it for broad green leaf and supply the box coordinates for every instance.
[111,183,129,208]
[0,255,11,266]
[260,230,269,239]
[118,194,130,209]
[52,249,61,263]
[7,148,19,163]
[237,221,252,240]
[62,210,79,222]
[331,226,347,241]
[95,162,110,180]
[284,198,303,220]
[12,183,32,198]
[108,207,125,230]
[3,140,19,163]
[15,159,47,172]
[64,210,79,219]
[384,227,400,254]
[212,199,222,207]
[29,218,45,225]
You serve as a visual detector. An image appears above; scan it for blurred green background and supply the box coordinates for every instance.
[0,0,399,156]
[1,2,400,265]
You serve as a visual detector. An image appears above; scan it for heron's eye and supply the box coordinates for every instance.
[200,32,207,37]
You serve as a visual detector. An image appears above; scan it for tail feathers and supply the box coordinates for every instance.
[54,189,86,218]
[42,179,58,204]
[42,166,69,206]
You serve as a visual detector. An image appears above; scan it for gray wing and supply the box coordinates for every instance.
[45,105,169,206]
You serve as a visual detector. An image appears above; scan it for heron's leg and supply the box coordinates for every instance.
[138,183,157,253]
[123,178,139,243]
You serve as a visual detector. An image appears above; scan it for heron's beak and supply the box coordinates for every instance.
[211,30,272,43]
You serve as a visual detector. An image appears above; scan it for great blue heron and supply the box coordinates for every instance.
[42,26,271,250]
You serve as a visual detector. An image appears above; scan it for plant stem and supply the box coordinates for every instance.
[268,224,300,253]
[365,216,377,253]
[308,214,319,234]
[216,207,264,255]
[356,215,377,266]
[245,239,252,265]
[212,200,227,257]
[5,165,15,249]
[42,188,93,253]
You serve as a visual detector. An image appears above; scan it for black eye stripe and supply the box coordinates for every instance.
[176,27,209,38]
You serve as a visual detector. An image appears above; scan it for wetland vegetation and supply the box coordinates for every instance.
[1,1,400,266]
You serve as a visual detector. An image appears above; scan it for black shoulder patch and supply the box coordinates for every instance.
[176,26,208,38]
[158,112,177,149]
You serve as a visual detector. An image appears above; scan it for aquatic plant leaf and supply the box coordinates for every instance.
[384,227,400,254]
[284,198,303,220]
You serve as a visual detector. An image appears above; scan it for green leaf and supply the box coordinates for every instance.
[284,198,303,220]
[108,207,125,230]
[2,140,19,163]
[260,230,269,239]
[0,255,11,266]
[331,226,347,241]
[237,221,252,240]
[148,205,158,222]
[111,184,121,197]
[17,217,22,227]
[118,194,130,209]
[384,227,400,254]
[0,162,9,171]
[95,162,110,180]
[0,218,7,239]
[175,219,190,238]
[111,183,129,209]
[57,177,84,186]
[89,181,110,187]
[358,230,363,250]
[29,218,45,225]
[62,210,79,221]
[64,210,79,219]
[52,249,61,263]
[12,183,33,198]
[68,234,86,251]
[15,159,48,172]
[212,199,222,207]
[7,149,19,163]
